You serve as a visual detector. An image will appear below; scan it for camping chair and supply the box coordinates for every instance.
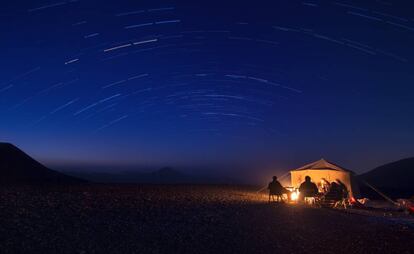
[302,193,323,207]
[269,193,284,203]
[304,196,316,205]
[299,190,319,206]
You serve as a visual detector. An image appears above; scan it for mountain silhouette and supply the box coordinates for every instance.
[0,142,84,184]
[359,157,414,198]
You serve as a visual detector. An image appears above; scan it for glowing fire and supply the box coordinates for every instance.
[290,190,299,201]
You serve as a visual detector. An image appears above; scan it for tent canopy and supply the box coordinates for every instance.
[290,159,360,198]
[293,158,351,172]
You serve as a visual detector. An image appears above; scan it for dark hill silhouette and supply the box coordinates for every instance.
[359,157,414,198]
[0,142,84,184]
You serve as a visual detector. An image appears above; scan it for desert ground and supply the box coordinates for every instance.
[0,185,413,254]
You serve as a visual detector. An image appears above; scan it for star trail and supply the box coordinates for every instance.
[1,0,413,174]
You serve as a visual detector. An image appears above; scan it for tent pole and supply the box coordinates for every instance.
[361,180,399,206]
[257,184,269,193]
[256,171,290,193]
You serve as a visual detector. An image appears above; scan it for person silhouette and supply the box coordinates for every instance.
[299,176,318,201]
[268,176,285,203]
[336,180,349,199]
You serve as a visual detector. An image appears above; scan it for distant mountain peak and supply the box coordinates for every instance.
[0,142,18,150]
[0,142,84,184]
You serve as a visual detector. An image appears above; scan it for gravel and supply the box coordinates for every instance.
[1,185,413,254]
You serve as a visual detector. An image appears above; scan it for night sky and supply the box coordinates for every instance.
[1,0,413,177]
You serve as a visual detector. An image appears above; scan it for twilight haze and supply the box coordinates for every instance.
[1,0,413,177]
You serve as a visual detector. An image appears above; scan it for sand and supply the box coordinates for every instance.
[1,185,413,254]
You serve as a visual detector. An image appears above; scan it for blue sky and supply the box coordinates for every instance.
[1,0,414,176]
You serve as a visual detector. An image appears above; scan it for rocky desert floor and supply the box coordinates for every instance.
[1,185,413,254]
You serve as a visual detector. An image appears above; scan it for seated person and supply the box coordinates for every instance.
[299,176,318,200]
[268,176,287,202]
[336,180,349,199]
[325,182,342,201]
[323,180,351,208]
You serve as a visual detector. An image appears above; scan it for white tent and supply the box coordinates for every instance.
[290,159,360,198]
